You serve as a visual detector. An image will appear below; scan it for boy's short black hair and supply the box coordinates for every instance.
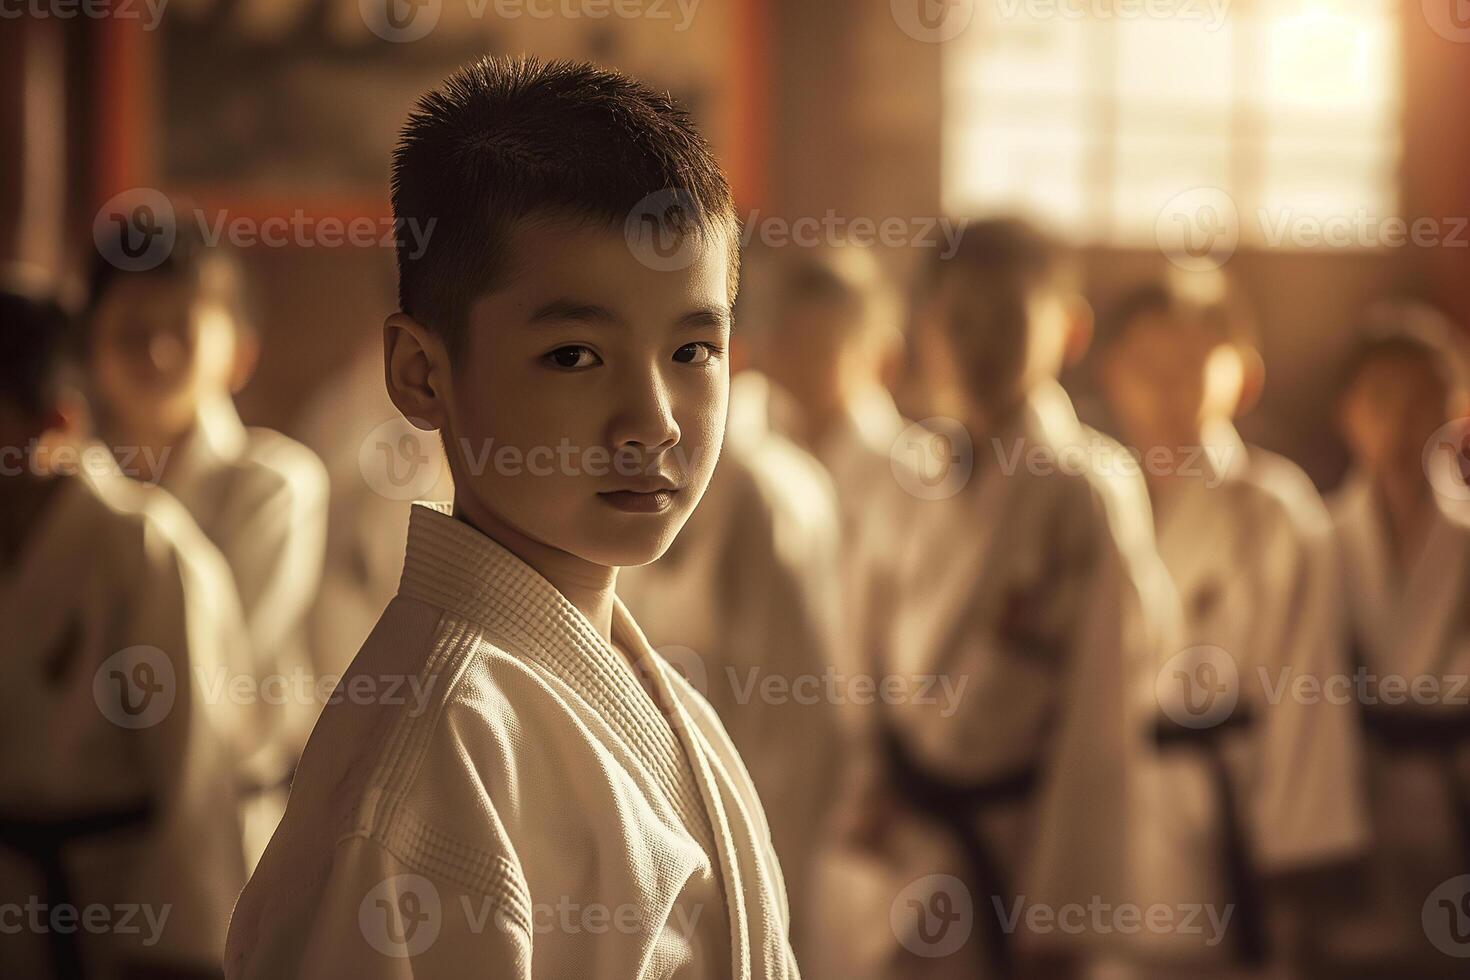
[923,216,1075,336]
[392,56,739,361]
[0,281,75,417]
[1336,301,1468,402]
[1098,270,1258,352]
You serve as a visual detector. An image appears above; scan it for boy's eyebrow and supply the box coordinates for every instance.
[526,300,732,330]
[679,306,732,330]
[527,300,624,326]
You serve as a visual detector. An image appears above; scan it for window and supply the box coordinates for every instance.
[942,0,1402,249]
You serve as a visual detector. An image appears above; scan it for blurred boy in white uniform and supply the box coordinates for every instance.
[0,282,248,978]
[294,337,455,677]
[728,248,928,970]
[1326,306,1470,978]
[226,57,798,979]
[85,228,328,863]
[1097,274,1369,977]
[828,219,1177,979]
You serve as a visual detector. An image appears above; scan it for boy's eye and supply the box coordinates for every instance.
[544,345,602,370]
[673,342,719,365]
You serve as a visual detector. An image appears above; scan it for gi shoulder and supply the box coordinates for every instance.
[729,426,841,552]
[1070,422,1159,557]
[237,425,330,517]
[1243,445,1333,544]
[84,466,238,604]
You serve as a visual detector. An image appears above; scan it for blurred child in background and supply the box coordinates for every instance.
[829,218,1178,979]
[295,333,454,678]
[0,278,248,978]
[85,223,327,866]
[1097,271,1370,979]
[1326,304,1470,979]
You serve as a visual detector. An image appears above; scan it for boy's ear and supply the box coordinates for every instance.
[1063,294,1095,367]
[1232,342,1266,417]
[384,312,451,431]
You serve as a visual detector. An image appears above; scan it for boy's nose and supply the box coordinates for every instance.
[608,374,681,453]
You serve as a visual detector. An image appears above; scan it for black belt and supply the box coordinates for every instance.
[879,723,1039,978]
[1152,708,1266,967]
[0,801,156,980]
[1351,633,1470,866]
[1359,706,1470,867]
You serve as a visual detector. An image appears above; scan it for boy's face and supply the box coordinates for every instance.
[90,275,236,439]
[440,216,732,568]
[1341,353,1453,482]
[1104,310,1236,438]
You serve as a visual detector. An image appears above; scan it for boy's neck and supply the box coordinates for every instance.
[451,496,619,642]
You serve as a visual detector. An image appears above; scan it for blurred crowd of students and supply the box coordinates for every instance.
[2,212,1468,980]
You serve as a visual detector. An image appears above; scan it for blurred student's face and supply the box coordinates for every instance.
[1104,311,1239,439]
[89,275,236,440]
[1341,354,1452,481]
[439,217,731,569]
[916,283,1076,423]
[765,298,856,415]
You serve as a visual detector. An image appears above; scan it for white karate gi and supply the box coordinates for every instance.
[0,466,248,975]
[617,371,844,946]
[159,394,328,863]
[1323,467,1470,968]
[226,502,800,979]
[1134,427,1369,969]
[816,382,1176,979]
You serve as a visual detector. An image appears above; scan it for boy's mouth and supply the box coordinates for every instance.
[597,489,679,514]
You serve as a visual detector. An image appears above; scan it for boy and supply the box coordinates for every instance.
[1326,305,1470,977]
[0,281,248,977]
[225,57,798,978]
[846,218,1177,979]
[1096,273,1369,976]
[86,227,328,863]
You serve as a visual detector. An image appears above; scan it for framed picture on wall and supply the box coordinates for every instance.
[96,0,768,220]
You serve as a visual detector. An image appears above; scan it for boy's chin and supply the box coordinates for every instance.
[575,521,687,570]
